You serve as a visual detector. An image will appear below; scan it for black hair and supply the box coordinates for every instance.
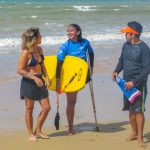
[68,24,82,42]
[135,34,141,39]
[128,21,142,39]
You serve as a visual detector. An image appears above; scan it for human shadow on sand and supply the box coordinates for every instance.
[144,132,150,143]
[48,121,129,137]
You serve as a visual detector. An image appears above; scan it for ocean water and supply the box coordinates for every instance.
[0,0,150,81]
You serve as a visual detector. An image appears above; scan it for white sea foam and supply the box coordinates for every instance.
[44,22,64,27]
[42,36,67,45]
[0,32,150,53]
[0,36,67,50]
[36,6,43,8]
[0,34,122,49]
[73,6,97,12]
[113,9,120,11]
[25,2,32,5]
[142,32,150,37]
[0,38,20,47]
[120,5,129,8]
[86,33,123,41]
[31,15,37,19]
[45,22,49,26]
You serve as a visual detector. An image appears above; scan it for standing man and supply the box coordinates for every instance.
[112,21,150,147]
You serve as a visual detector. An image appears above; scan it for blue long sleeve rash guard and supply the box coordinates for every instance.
[57,38,94,66]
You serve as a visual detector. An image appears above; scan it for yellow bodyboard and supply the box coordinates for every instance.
[44,55,88,92]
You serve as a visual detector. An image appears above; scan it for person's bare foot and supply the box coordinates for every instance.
[29,135,38,142]
[67,132,74,136]
[126,133,137,141]
[67,128,75,136]
[34,130,49,139]
[138,138,146,147]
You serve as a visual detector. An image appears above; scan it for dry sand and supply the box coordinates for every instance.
[0,121,150,150]
[0,58,150,150]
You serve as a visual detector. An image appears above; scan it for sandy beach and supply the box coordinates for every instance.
[0,61,150,149]
[1,0,150,149]
[0,121,150,150]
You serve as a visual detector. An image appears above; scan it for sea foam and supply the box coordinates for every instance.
[0,32,150,53]
[73,6,97,11]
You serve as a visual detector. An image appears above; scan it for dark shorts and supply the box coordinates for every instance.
[20,75,48,101]
[122,85,147,113]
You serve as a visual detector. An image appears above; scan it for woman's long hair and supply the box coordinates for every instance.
[68,24,82,42]
[21,27,39,52]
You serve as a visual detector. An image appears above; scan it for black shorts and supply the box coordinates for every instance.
[20,75,48,101]
[122,85,147,113]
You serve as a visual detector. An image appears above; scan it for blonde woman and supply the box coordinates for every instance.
[17,27,51,141]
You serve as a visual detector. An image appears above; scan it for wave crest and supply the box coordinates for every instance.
[73,5,97,11]
[0,32,150,52]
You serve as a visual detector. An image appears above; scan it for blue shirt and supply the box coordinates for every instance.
[57,38,94,62]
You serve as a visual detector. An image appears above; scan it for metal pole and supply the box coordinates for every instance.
[89,76,99,132]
